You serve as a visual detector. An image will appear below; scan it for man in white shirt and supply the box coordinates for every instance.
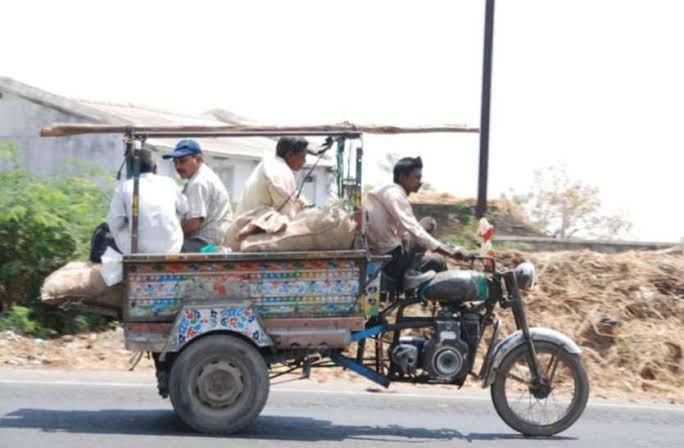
[162,139,234,252]
[365,156,468,282]
[236,136,308,218]
[107,149,187,254]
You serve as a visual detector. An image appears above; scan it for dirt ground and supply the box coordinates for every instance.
[1,249,682,404]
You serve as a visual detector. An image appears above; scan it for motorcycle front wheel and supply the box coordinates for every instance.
[490,341,589,436]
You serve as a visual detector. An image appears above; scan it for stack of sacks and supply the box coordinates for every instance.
[223,204,357,252]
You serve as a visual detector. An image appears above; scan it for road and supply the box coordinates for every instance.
[0,369,682,448]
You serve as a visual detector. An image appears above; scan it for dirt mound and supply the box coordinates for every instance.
[409,191,461,204]
[409,194,545,237]
[493,249,684,402]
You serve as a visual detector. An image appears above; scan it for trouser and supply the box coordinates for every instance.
[181,237,208,253]
[383,245,447,278]
[381,215,446,279]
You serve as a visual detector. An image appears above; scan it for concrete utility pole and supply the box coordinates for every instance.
[477,0,496,219]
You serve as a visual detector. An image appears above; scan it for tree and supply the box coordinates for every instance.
[0,141,113,311]
[510,165,632,240]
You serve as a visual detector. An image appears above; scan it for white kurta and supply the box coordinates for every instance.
[365,183,441,255]
[236,156,307,218]
[107,173,188,254]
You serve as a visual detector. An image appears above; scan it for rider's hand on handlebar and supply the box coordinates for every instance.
[438,244,473,261]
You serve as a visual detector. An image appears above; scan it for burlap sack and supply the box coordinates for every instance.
[222,206,288,251]
[240,205,356,252]
[41,261,124,310]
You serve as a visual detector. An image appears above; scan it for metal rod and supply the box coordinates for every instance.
[136,131,363,139]
[354,144,363,211]
[124,128,140,254]
[330,352,390,388]
[477,0,496,219]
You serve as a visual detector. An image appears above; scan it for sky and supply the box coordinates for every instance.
[2,0,682,242]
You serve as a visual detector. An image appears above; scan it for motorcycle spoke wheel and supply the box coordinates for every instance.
[491,341,589,436]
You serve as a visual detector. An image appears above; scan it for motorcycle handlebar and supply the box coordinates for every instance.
[468,255,497,272]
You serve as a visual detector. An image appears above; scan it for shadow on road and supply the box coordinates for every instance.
[0,408,576,443]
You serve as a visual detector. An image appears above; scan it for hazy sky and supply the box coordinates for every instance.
[3,0,682,241]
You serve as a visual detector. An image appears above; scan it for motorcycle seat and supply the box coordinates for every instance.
[402,269,436,291]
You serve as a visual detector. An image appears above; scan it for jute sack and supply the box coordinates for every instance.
[240,205,356,252]
[41,261,124,310]
[222,206,288,251]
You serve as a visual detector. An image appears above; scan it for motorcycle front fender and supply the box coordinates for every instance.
[482,327,581,386]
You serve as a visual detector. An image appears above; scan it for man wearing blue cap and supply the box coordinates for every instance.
[163,139,233,252]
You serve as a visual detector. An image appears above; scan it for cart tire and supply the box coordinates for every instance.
[490,340,589,437]
[169,334,269,434]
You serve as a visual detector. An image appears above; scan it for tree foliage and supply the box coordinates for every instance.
[509,165,632,239]
[0,141,113,311]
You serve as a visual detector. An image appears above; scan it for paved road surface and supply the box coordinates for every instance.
[0,369,682,448]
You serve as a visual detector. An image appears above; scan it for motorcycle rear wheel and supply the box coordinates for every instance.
[490,341,589,436]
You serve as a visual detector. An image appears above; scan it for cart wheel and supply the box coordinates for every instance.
[169,334,269,434]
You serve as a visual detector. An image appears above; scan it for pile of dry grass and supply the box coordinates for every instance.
[495,249,684,402]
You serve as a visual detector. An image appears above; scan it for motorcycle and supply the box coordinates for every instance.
[336,246,590,437]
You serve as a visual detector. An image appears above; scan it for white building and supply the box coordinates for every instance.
[0,77,334,207]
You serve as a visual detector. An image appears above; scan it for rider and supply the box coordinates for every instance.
[364,156,468,286]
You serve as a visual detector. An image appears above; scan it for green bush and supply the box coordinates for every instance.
[0,305,39,335]
[0,141,117,335]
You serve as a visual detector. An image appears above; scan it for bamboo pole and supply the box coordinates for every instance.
[40,122,480,137]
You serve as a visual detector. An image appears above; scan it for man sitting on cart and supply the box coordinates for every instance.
[365,156,468,287]
[107,149,187,254]
[235,136,309,218]
[162,139,234,252]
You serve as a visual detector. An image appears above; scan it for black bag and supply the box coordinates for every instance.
[89,222,120,263]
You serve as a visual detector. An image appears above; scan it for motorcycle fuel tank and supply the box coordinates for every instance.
[420,270,489,303]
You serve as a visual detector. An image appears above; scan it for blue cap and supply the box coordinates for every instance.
[162,139,202,159]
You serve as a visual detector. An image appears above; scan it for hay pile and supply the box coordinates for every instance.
[495,249,684,402]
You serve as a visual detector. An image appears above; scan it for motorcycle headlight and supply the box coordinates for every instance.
[515,262,535,290]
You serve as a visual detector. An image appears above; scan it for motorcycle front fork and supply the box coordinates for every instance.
[504,271,546,388]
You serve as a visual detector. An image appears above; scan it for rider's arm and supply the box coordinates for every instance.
[182,180,207,235]
[383,188,442,251]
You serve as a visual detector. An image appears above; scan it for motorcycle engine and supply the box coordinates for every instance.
[390,336,426,375]
[422,328,470,382]
[390,322,472,383]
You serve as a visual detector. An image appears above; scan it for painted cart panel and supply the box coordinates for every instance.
[124,251,383,323]
[169,304,272,351]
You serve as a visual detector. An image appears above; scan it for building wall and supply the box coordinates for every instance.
[0,93,335,209]
[0,92,122,176]
[297,167,334,208]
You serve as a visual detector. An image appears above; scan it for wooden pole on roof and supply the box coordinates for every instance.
[40,123,479,138]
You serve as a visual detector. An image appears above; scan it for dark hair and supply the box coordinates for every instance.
[276,137,308,158]
[138,149,156,174]
[393,156,423,183]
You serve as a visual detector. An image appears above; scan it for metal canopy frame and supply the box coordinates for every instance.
[40,123,480,253]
